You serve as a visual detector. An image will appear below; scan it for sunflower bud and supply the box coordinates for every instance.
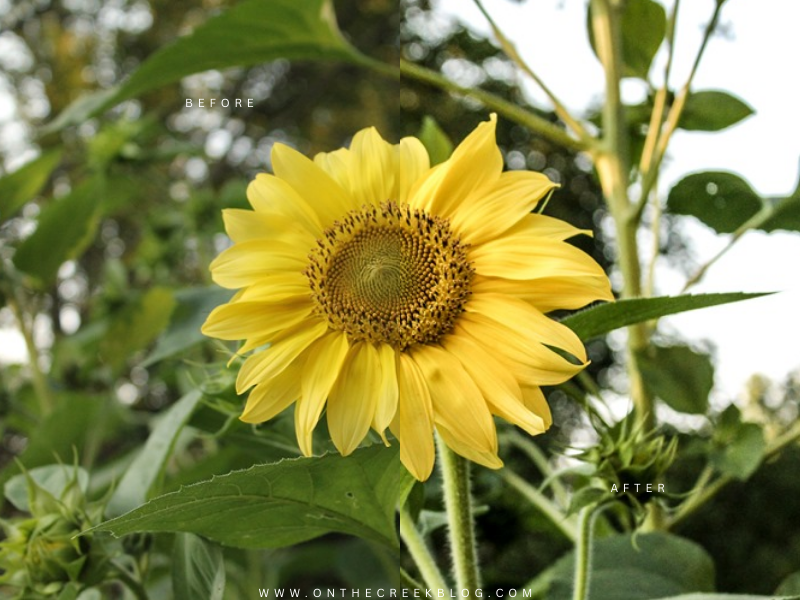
[0,466,111,599]
[578,416,677,507]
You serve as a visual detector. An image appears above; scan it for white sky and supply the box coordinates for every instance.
[436,0,800,397]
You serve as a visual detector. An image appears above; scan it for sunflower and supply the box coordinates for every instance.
[201,115,612,481]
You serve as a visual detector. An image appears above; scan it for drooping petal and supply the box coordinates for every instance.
[202,298,314,341]
[295,331,349,456]
[521,385,552,429]
[209,239,308,289]
[240,358,304,423]
[456,314,583,386]
[467,293,587,363]
[373,343,399,440]
[271,143,357,227]
[442,333,546,436]
[327,342,381,456]
[472,274,614,312]
[410,344,498,460]
[390,352,435,481]
[236,318,327,394]
[470,235,608,281]
[409,115,503,221]
[436,423,503,470]
[449,172,558,245]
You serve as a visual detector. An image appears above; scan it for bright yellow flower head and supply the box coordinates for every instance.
[202,115,613,481]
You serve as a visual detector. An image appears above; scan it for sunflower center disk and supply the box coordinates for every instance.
[306,201,474,350]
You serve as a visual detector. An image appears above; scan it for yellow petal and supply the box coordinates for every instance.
[442,333,546,436]
[239,358,304,424]
[201,298,313,341]
[314,147,353,192]
[466,293,587,363]
[472,274,614,312]
[456,314,583,386]
[247,173,322,237]
[222,208,316,246]
[505,213,591,241]
[236,318,327,394]
[410,115,502,220]
[392,352,435,481]
[521,385,552,429]
[395,137,430,203]
[372,343,399,436]
[271,143,356,227]
[327,342,381,456]
[209,239,307,289]
[347,127,396,207]
[470,235,607,281]
[234,271,310,302]
[450,172,558,245]
[295,331,349,456]
[410,344,498,458]
[436,424,504,470]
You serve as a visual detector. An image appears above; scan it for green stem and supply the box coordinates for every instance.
[572,505,597,600]
[7,293,54,416]
[667,419,800,529]
[503,430,569,507]
[399,60,586,152]
[112,562,150,600]
[590,0,653,429]
[471,0,593,144]
[399,507,449,592]
[438,437,481,592]
[501,470,577,542]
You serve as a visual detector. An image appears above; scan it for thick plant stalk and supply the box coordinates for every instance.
[438,436,481,593]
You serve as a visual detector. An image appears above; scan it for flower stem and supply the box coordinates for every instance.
[399,60,586,152]
[590,0,653,430]
[438,436,481,592]
[501,470,577,542]
[7,292,54,416]
[572,505,598,600]
[399,507,449,592]
[112,561,150,600]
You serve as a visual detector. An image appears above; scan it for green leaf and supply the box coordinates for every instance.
[93,445,414,549]
[679,91,754,132]
[776,571,800,595]
[0,149,62,222]
[545,532,715,600]
[0,393,118,488]
[99,287,177,372]
[417,116,454,166]
[13,177,104,285]
[141,287,234,367]
[561,293,770,341]
[667,172,763,234]
[106,391,204,518]
[46,0,362,130]
[639,345,713,414]
[588,0,666,79]
[759,174,800,233]
[4,465,89,512]
[173,533,226,600]
[711,415,766,481]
